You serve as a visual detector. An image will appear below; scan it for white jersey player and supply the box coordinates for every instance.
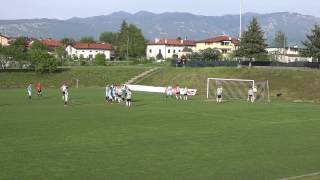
[216,87,223,103]
[64,86,69,106]
[248,88,255,103]
[27,83,32,100]
[166,86,173,97]
[175,85,181,100]
[183,87,188,101]
[126,89,132,107]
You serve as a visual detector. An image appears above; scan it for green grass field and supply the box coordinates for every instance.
[1,88,320,180]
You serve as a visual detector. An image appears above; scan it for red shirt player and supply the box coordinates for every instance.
[37,82,42,96]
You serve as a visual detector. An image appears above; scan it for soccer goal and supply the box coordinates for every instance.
[206,78,270,102]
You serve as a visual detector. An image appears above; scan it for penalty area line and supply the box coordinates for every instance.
[279,171,320,180]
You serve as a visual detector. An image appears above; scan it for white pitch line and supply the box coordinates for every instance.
[279,171,320,180]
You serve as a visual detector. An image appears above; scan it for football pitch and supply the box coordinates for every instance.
[0,88,320,180]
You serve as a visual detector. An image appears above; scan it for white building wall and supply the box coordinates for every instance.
[146,45,195,59]
[66,45,112,60]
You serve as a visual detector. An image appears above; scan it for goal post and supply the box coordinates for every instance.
[206,78,269,102]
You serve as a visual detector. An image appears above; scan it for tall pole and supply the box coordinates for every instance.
[126,36,129,60]
[239,0,242,38]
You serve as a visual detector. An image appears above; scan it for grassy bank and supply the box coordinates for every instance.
[139,67,320,101]
[0,66,148,88]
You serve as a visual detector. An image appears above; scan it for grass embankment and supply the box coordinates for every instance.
[139,67,320,102]
[0,66,149,88]
[0,89,320,180]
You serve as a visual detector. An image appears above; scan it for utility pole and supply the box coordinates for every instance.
[239,0,243,38]
[126,36,129,60]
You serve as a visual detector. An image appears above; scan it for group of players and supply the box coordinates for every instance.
[27,82,43,100]
[165,85,189,101]
[105,84,132,107]
[215,86,257,103]
[26,82,131,107]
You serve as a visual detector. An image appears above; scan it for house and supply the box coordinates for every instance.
[40,39,62,52]
[196,35,239,56]
[146,38,196,59]
[66,43,114,60]
[266,46,312,63]
[0,34,10,46]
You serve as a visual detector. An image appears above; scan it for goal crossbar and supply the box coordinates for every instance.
[207,78,255,99]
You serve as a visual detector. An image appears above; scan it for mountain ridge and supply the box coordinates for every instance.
[0,11,319,44]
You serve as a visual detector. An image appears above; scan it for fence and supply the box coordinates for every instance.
[172,60,320,69]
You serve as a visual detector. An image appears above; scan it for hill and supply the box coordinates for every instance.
[1,11,320,44]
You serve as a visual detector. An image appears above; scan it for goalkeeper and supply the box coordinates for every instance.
[216,86,223,103]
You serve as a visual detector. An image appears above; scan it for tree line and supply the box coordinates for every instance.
[1,18,320,72]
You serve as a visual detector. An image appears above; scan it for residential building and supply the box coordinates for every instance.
[266,46,312,63]
[146,38,196,59]
[40,39,62,52]
[66,43,114,60]
[0,34,10,46]
[196,35,239,56]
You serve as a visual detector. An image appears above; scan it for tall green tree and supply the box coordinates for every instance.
[99,32,119,45]
[127,24,146,58]
[29,40,58,73]
[236,17,268,60]
[117,21,130,59]
[79,36,96,43]
[61,37,75,46]
[117,21,145,59]
[272,31,287,48]
[301,25,320,61]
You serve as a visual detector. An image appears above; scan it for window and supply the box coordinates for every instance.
[82,50,84,52]
[168,49,171,53]
[149,49,152,53]
[178,50,181,52]
[222,49,228,54]
[221,42,230,46]
[89,54,93,59]
[159,49,161,53]
[90,50,92,52]
[173,50,176,54]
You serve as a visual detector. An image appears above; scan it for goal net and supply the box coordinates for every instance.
[206,78,270,102]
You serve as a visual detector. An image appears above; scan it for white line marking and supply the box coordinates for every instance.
[279,171,320,180]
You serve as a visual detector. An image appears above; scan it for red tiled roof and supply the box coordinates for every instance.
[72,43,113,50]
[197,35,240,45]
[146,39,196,46]
[41,39,62,47]
[0,34,9,39]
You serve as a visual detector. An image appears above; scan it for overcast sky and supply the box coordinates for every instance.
[1,0,320,20]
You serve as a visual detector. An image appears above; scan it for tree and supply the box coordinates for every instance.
[61,37,75,46]
[272,31,287,48]
[117,21,145,59]
[236,17,268,61]
[99,32,119,45]
[127,24,145,58]
[55,45,67,62]
[79,36,96,43]
[200,48,222,61]
[94,53,106,66]
[117,21,130,59]
[0,37,29,69]
[156,52,163,60]
[182,47,193,53]
[29,40,58,73]
[301,25,320,61]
